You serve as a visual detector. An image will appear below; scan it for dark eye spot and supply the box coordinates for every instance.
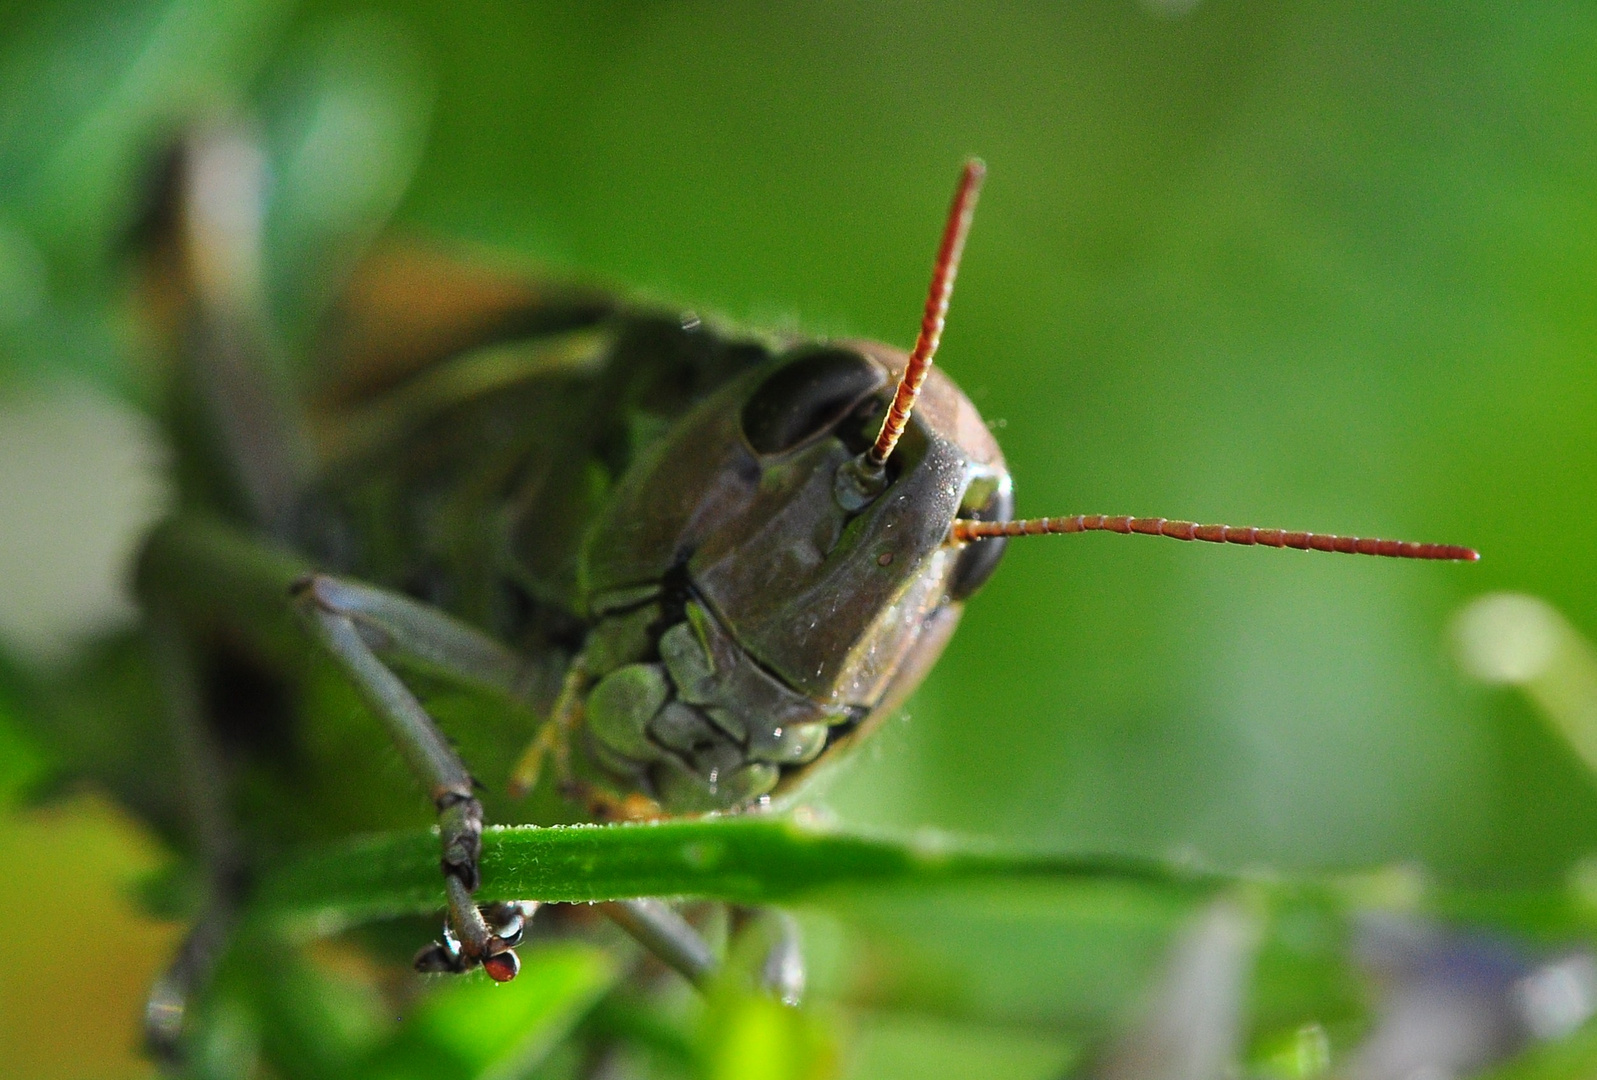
[740,347,885,456]
[950,480,1014,601]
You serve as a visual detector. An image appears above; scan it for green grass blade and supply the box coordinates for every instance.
[253,818,1228,934]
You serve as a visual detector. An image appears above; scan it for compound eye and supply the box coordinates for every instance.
[949,479,1014,601]
[741,346,885,456]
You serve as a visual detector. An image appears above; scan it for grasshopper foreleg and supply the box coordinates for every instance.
[600,899,719,990]
[759,910,806,1007]
[296,581,522,980]
[508,659,589,800]
[600,901,807,1003]
[293,575,532,697]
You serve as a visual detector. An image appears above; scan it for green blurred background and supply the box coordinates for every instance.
[4,1,1597,1076]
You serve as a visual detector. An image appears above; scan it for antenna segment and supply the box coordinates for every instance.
[950,515,1479,561]
[867,158,986,470]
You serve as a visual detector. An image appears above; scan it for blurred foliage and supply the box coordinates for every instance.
[7,0,1597,1078]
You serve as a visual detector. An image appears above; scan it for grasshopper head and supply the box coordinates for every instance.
[577,332,1012,810]
[575,162,1009,810]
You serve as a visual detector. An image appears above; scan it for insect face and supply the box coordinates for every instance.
[575,338,1011,810]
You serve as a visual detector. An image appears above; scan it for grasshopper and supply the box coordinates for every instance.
[99,128,1477,1058]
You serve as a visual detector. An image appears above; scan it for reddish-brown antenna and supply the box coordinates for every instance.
[866,158,986,470]
[951,515,1479,561]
